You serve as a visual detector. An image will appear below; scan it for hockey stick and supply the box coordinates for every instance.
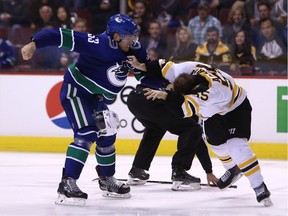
[92,178,237,188]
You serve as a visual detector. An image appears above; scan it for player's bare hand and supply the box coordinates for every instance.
[144,88,167,100]
[21,42,36,60]
[127,55,139,66]
[206,173,218,186]
[166,83,173,91]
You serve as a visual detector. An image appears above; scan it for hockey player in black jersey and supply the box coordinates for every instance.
[21,14,149,206]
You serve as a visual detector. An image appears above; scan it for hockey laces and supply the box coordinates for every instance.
[67,178,82,192]
[106,177,123,189]
[255,184,266,196]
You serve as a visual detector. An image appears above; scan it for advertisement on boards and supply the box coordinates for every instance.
[0,75,286,144]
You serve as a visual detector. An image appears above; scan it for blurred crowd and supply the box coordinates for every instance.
[0,0,287,76]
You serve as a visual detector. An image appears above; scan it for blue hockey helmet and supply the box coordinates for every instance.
[106,14,138,38]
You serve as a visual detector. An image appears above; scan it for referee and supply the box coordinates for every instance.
[126,62,218,190]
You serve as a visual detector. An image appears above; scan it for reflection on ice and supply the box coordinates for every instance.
[0,152,287,216]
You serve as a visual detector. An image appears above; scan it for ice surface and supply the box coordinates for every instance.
[0,152,287,216]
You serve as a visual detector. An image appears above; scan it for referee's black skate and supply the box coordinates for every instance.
[217,165,243,190]
[171,167,201,191]
[55,176,88,206]
[96,166,131,198]
[127,166,150,185]
[254,182,273,207]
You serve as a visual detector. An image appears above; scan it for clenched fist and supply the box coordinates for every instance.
[21,42,36,60]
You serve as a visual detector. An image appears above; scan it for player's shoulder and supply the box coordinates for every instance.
[90,33,114,48]
[94,33,109,42]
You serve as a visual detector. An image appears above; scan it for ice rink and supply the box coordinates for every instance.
[0,152,287,216]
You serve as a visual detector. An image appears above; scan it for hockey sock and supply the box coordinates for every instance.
[96,144,116,177]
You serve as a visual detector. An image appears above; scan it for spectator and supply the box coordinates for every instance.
[0,0,30,27]
[256,17,287,75]
[73,17,87,32]
[54,6,74,29]
[186,0,203,9]
[195,26,231,68]
[30,5,62,70]
[147,47,159,61]
[30,5,55,30]
[88,0,119,34]
[270,0,287,27]
[257,1,285,27]
[140,19,168,58]
[188,1,223,45]
[252,1,287,48]
[32,46,62,70]
[222,2,252,46]
[59,18,88,70]
[28,0,63,25]
[209,0,241,10]
[151,0,185,34]
[230,30,257,75]
[244,0,274,27]
[64,0,88,9]
[0,37,16,69]
[169,26,197,62]
[127,0,153,37]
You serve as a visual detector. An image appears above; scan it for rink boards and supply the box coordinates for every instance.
[0,74,287,159]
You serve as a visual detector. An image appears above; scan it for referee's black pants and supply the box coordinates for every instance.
[127,85,204,171]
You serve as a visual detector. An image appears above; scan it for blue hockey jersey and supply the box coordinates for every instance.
[32,28,150,101]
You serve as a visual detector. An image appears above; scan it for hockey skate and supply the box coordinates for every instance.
[96,166,131,198]
[55,176,88,206]
[171,167,201,191]
[127,166,150,185]
[217,165,243,190]
[254,182,273,207]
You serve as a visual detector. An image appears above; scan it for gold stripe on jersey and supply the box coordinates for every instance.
[217,83,242,116]
[162,61,174,77]
[229,84,242,108]
[238,155,260,177]
[229,84,243,109]
[184,99,193,117]
[218,155,233,164]
[183,95,200,117]
[229,84,239,109]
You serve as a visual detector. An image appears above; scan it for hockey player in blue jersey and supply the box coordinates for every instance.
[21,14,148,205]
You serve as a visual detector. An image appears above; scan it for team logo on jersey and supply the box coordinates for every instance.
[46,81,71,129]
[107,61,132,87]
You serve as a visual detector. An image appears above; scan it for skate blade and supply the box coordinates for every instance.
[171,181,201,191]
[102,191,131,199]
[55,194,86,206]
[126,178,147,185]
[220,173,243,191]
[261,197,273,207]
